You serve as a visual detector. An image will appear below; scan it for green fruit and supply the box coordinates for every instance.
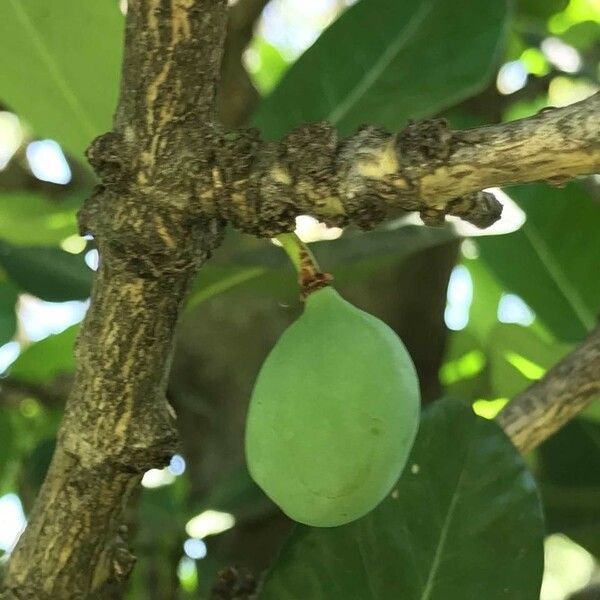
[245,287,420,527]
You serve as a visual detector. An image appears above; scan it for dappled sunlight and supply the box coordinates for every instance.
[549,0,600,33]
[440,350,486,385]
[497,60,529,95]
[0,341,20,374]
[19,295,88,342]
[84,249,99,271]
[60,234,87,254]
[541,37,582,73]
[449,189,526,238]
[520,48,551,77]
[548,76,599,107]
[0,112,23,170]
[169,454,186,476]
[294,214,343,242]
[541,534,598,600]
[498,293,535,326]
[271,214,343,248]
[141,455,186,488]
[183,538,207,560]
[177,556,198,592]
[444,265,473,331]
[26,140,71,185]
[185,510,236,540]
[260,0,345,61]
[0,494,26,554]
[472,398,509,420]
[141,468,176,489]
[505,352,546,380]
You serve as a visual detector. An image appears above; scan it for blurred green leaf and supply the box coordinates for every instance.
[517,0,568,19]
[487,323,572,398]
[189,225,456,308]
[249,37,290,96]
[0,0,123,159]
[253,0,510,138]
[197,465,274,522]
[581,400,600,425]
[19,437,56,494]
[137,483,188,540]
[130,482,189,599]
[538,419,600,558]
[464,258,504,342]
[0,242,91,301]
[0,280,18,346]
[479,183,600,342]
[260,399,544,600]
[0,411,15,483]
[9,325,79,384]
[440,331,492,401]
[0,192,82,246]
[549,1,600,35]
[560,20,600,50]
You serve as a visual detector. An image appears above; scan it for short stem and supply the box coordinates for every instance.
[275,233,332,298]
[276,233,318,272]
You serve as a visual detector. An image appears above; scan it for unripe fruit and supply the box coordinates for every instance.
[245,287,420,527]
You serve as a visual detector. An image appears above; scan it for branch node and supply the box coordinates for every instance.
[446,191,503,228]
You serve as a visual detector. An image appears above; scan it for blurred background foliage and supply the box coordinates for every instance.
[0,0,599,598]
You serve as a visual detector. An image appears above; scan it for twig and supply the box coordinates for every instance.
[497,324,600,453]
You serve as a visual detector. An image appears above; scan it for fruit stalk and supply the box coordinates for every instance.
[276,232,332,298]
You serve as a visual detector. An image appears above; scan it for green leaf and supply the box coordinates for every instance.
[581,399,600,425]
[253,0,510,138]
[440,331,492,401]
[20,437,56,494]
[464,258,504,343]
[560,21,600,51]
[487,323,572,399]
[248,37,290,96]
[539,419,600,558]
[0,280,19,346]
[197,465,274,522]
[0,192,82,246]
[517,0,568,19]
[479,183,600,342]
[260,399,544,600]
[0,0,123,159]
[0,242,92,301]
[9,324,79,384]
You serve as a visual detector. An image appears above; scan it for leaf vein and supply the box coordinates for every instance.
[7,0,97,141]
[326,0,435,125]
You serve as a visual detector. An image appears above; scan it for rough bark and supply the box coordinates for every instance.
[2,1,228,597]
[208,92,599,235]
[497,324,600,453]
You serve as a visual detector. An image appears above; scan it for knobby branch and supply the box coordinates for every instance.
[203,91,599,235]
